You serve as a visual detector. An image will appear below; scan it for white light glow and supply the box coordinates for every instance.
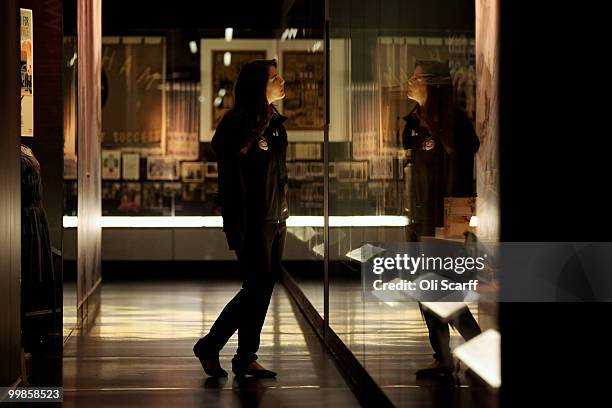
[68,52,77,67]
[188,41,198,54]
[453,329,501,388]
[469,215,479,227]
[63,216,78,228]
[223,52,231,66]
[63,216,409,229]
[281,28,298,41]
[346,244,386,263]
[225,27,233,42]
[330,216,409,227]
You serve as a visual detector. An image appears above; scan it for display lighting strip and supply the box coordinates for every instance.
[63,215,409,229]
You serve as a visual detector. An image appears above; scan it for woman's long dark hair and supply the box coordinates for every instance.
[231,59,277,151]
[416,61,455,154]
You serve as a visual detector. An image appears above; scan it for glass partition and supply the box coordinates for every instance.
[62,24,77,339]
[328,0,499,405]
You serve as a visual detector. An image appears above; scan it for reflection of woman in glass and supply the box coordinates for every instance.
[403,60,480,238]
[194,59,287,378]
[404,61,482,378]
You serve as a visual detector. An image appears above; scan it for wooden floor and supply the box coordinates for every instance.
[292,278,499,408]
[61,281,360,407]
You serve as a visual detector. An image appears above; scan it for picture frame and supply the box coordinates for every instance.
[119,182,142,211]
[306,162,324,178]
[20,8,34,137]
[102,182,121,201]
[162,182,182,198]
[122,152,140,180]
[211,50,267,129]
[181,161,205,182]
[102,150,121,180]
[291,162,308,181]
[204,162,218,178]
[147,156,179,180]
[182,182,205,201]
[101,37,166,151]
[142,182,164,209]
[277,39,349,142]
[200,39,275,142]
[281,51,324,131]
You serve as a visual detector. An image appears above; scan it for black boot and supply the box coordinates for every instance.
[193,337,228,378]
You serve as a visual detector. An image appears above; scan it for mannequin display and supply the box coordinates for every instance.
[20,144,57,353]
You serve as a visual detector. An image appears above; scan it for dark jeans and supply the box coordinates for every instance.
[200,221,286,365]
[419,303,482,369]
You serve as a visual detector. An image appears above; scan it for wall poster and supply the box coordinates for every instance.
[102,150,121,180]
[147,156,178,181]
[20,8,34,137]
[122,152,140,180]
[181,161,204,182]
[211,50,266,129]
[282,51,324,130]
[101,37,165,149]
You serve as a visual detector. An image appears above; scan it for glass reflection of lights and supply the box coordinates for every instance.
[63,216,409,228]
[225,27,233,42]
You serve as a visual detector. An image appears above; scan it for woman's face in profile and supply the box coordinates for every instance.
[266,66,285,104]
[407,66,428,106]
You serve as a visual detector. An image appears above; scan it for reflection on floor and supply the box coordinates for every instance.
[296,279,499,407]
[62,281,359,407]
[63,282,77,339]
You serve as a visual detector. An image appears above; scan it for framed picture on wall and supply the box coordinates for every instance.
[101,37,166,151]
[162,182,182,198]
[281,51,324,131]
[122,152,140,180]
[306,162,324,178]
[182,182,205,201]
[200,39,276,142]
[204,162,218,178]
[102,150,121,180]
[142,182,163,209]
[20,8,34,137]
[211,50,267,129]
[147,156,179,180]
[181,161,204,182]
[204,180,218,195]
[102,182,121,201]
[119,182,142,211]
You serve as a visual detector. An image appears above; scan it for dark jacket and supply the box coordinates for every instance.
[211,106,289,250]
[402,106,480,235]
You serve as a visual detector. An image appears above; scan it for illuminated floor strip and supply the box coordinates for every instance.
[63,215,409,228]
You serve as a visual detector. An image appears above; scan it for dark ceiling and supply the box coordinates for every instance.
[64,0,324,36]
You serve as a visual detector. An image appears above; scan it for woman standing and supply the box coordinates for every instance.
[193,59,287,378]
[403,60,480,238]
[404,60,482,378]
